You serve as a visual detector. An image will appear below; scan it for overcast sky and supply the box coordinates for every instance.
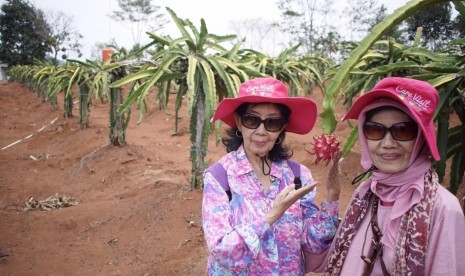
[1,0,410,59]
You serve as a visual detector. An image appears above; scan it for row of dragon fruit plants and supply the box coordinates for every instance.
[7,3,465,195]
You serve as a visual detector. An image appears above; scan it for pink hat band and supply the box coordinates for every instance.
[211,78,317,135]
[343,77,440,161]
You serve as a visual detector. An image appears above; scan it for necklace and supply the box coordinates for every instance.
[361,195,391,276]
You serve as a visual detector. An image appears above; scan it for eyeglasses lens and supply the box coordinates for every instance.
[364,121,418,141]
[241,114,285,132]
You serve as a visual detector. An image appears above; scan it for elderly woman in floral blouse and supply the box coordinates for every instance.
[202,77,340,275]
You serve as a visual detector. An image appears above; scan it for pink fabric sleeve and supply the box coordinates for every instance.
[425,186,465,276]
[303,201,339,273]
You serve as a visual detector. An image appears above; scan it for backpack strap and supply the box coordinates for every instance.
[287,160,302,189]
[206,162,232,201]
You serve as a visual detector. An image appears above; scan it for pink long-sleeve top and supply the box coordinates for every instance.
[202,145,339,275]
[336,184,465,275]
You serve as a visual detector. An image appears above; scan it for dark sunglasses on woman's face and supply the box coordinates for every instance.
[240,114,286,132]
[363,121,418,141]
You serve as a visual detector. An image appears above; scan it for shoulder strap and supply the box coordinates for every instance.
[206,162,232,201]
[287,160,302,189]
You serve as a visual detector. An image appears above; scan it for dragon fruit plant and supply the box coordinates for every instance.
[306,134,341,166]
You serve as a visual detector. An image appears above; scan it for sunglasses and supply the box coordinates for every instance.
[363,121,418,141]
[240,114,286,132]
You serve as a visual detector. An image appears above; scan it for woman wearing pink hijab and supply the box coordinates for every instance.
[323,77,465,275]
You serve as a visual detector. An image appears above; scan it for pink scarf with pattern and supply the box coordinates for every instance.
[324,169,437,275]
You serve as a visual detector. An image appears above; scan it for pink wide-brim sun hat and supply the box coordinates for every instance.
[343,77,440,161]
[211,78,317,135]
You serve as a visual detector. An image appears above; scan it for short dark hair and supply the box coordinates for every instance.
[221,102,293,162]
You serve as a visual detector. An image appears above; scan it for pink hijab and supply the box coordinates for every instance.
[357,99,432,250]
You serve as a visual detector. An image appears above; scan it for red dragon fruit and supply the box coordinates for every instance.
[306,134,341,165]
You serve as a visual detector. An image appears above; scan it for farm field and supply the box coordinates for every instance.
[0,81,462,275]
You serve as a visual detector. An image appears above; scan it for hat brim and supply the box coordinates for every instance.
[211,95,317,135]
[343,90,440,161]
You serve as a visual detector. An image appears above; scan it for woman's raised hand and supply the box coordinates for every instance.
[265,183,317,226]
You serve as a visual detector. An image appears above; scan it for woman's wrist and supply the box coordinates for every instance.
[326,190,340,202]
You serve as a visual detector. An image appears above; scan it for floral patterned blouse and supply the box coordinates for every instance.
[202,145,339,275]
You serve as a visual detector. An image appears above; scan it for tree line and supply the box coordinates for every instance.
[1,0,464,66]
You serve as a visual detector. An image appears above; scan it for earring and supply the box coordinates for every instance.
[275,136,282,144]
[235,130,242,138]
